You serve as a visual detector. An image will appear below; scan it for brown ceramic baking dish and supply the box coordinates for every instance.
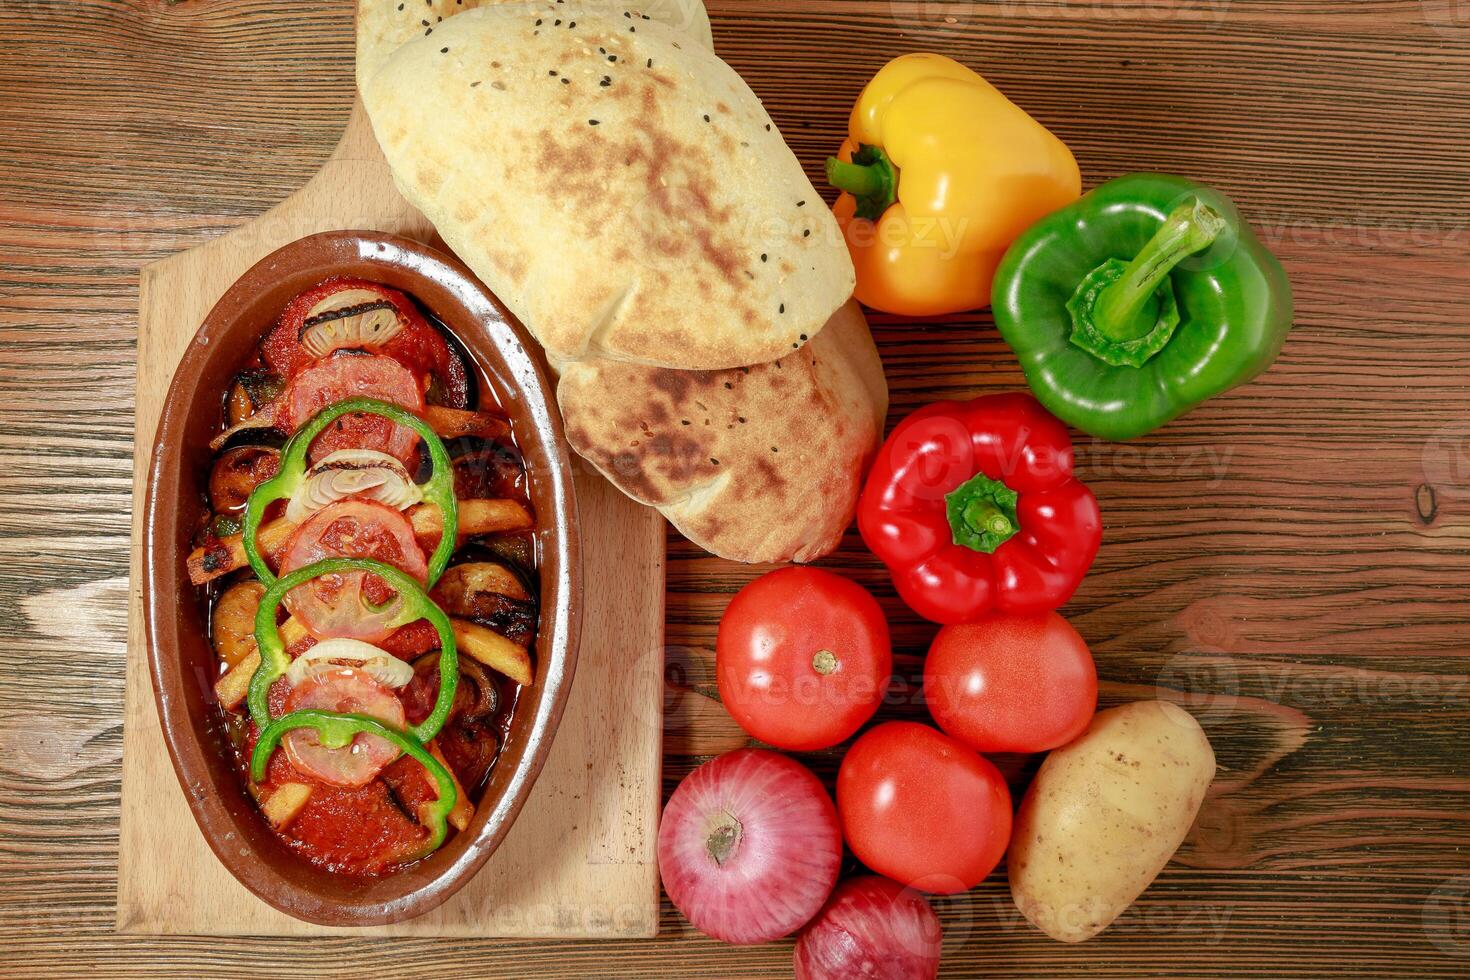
[143,230,581,925]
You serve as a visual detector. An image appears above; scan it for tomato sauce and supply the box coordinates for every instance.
[203,276,537,877]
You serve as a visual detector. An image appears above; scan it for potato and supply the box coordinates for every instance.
[1008,700,1215,943]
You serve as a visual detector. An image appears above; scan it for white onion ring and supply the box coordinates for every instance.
[285,637,416,689]
[284,449,423,523]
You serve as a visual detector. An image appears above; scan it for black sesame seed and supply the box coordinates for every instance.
[797,200,806,207]
[397,2,404,9]
[803,229,811,237]
[568,20,575,27]
[471,80,481,87]
[710,458,719,465]
[561,77,570,84]
[425,26,433,34]
[779,303,785,314]
[608,54,617,61]
[681,420,690,426]
[646,57,653,68]
[421,18,429,25]
[624,10,631,16]
[630,25,635,31]
[771,446,779,452]
[599,46,605,53]
[723,382,732,389]
[792,342,799,348]
[440,46,449,53]
[738,416,747,423]
[535,17,542,24]
[765,123,771,131]
[600,76,611,86]
[703,114,710,122]
[554,18,561,25]
[549,69,558,75]
[642,13,650,18]
[589,119,600,125]
[760,253,768,262]
[800,334,808,340]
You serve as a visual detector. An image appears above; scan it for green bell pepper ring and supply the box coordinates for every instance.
[240,397,459,586]
[248,556,459,744]
[250,709,457,860]
[992,173,1293,441]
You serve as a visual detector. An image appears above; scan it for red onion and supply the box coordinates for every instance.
[795,876,943,980]
[657,748,842,944]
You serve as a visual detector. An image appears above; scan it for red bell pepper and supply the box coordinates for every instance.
[858,393,1101,624]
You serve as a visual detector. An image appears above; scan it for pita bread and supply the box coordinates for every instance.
[356,0,714,89]
[362,2,855,370]
[557,300,887,563]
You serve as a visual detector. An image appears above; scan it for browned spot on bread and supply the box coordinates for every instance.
[488,247,528,286]
[415,165,443,195]
[650,369,693,402]
[749,456,786,496]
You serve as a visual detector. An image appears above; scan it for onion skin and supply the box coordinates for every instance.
[795,876,943,980]
[657,748,842,945]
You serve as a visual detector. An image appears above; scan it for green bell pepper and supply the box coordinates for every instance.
[248,556,459,745]
[250,708,457,861]
[241,397,458,587]
[992,173,1293,441]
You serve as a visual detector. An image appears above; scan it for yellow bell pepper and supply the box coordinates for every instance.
[828,53,1082,317]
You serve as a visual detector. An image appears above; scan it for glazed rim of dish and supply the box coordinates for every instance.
[143,230,582,925]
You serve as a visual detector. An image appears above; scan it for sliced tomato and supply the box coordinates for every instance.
[279,499,429,642]
[281,667,407,788]
[283,353,427,467]
[264,277,468,407]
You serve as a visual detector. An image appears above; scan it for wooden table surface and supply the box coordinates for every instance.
[3,1,1469,977]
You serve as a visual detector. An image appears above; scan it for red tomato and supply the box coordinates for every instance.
[284,353,426,467]
[281,667,406,787]
[924,612,1096,754]
[279,499,428,642]
[716,567,892,751]
[836,722,1011,894]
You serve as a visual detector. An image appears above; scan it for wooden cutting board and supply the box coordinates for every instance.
[116,100,667,938]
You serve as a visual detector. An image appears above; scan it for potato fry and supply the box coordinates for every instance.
[423,405,510,441]
[211,579,265,668]
[260,783,314,830]
[452,619,534,687]
[428,741,475,832]
[214,651,259,711]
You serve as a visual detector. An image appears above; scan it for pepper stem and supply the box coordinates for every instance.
[826,158,884,198]
[945,472,1020,554]
[1092,199,1225,342]
[963,500,1013,539]
[825,145,898,221]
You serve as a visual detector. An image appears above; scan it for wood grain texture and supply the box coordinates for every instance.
[118,115,667,938]
[1,0,1468,976]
